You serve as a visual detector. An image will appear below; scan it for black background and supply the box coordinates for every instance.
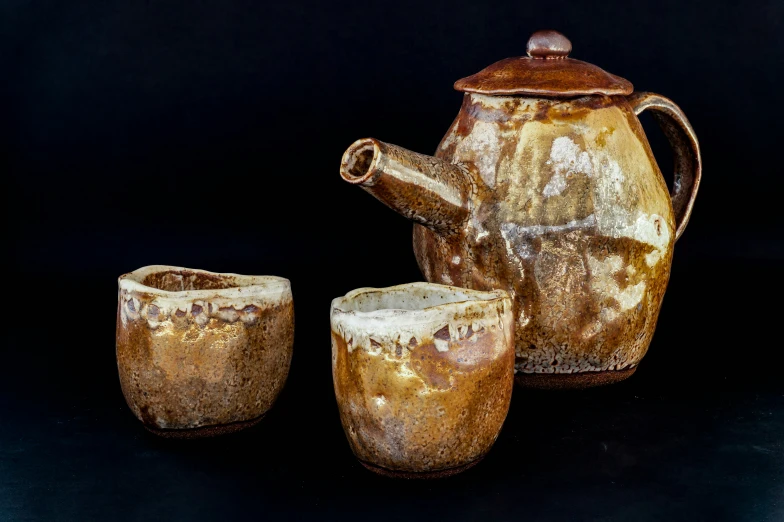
[2,0,783,520]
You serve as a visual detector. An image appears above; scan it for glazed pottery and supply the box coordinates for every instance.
[340,30,701,389]
[331,283,514,478]
[116,265,294,437]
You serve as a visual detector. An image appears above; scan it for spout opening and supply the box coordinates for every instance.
[340,138,380,185]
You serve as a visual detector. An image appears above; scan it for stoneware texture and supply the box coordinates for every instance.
[116,265,294,437]
[331,283,514,478]
[340,30,701,389]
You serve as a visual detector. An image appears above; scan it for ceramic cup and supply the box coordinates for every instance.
[116,265,294,437]
[330,282,514,478]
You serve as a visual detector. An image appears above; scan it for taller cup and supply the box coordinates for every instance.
[331,283,514,478]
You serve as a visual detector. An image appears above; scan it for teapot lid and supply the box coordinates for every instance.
[454,30,633,97]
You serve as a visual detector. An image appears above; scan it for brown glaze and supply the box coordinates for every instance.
[116,266,294,436]
[340,138,471,233]
[454,30,633,97]
[331,283,514,477]
[526,30,572,59]
[340,30,701,389]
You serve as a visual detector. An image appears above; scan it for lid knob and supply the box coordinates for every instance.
[526,30,572,59]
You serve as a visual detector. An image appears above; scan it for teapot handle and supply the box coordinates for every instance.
[628,92,702,242]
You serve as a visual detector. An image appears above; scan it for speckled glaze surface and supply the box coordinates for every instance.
[331,283,514,477]
[116,265,294,436]
[340,31,701,388]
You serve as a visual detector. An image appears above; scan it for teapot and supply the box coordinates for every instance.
[339,30,701,389]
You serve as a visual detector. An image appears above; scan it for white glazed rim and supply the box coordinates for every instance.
[331,282,508,322]
[118,265,291,301]
[330,282,511,353]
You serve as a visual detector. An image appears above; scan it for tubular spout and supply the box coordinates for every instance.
[340,138,471,231]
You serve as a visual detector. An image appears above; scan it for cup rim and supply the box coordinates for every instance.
[331,282,508,320]
[118,265,291,301]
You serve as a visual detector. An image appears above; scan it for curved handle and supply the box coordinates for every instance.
[628,92,702,242]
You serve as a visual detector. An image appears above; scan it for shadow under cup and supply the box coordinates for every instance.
[330,282,514,478]
[116,265,294,437]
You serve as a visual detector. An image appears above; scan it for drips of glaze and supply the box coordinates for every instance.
[116,266,294,431]
[331,283,514,473]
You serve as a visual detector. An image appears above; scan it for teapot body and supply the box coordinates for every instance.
[414,93,675,386]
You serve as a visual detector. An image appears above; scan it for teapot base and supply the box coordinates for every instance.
[142,413,266,439]
[359,457,483,479]
[515,367,637,390]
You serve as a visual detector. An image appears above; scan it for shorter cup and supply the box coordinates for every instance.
[331,282,514,478]
[116,265,294,437]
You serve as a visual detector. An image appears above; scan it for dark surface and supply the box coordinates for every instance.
[2,0,783,520]
[2,264,782,521]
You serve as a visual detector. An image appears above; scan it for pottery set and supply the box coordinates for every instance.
[116,30,700,476]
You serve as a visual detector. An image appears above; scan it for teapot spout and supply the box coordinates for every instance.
[340,138,471,232]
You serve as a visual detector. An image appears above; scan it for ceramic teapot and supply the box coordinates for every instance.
[339,30,701,389]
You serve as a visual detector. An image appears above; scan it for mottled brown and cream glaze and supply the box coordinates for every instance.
[331,283,514,478]
[340,32,701,388]
[116,265,294,436]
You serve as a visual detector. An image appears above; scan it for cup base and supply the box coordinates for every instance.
[143,413,266,439]
[515,366,637,390]
[358,457,483,479]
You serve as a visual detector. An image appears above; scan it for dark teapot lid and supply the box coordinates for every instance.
[454,30,633,97]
